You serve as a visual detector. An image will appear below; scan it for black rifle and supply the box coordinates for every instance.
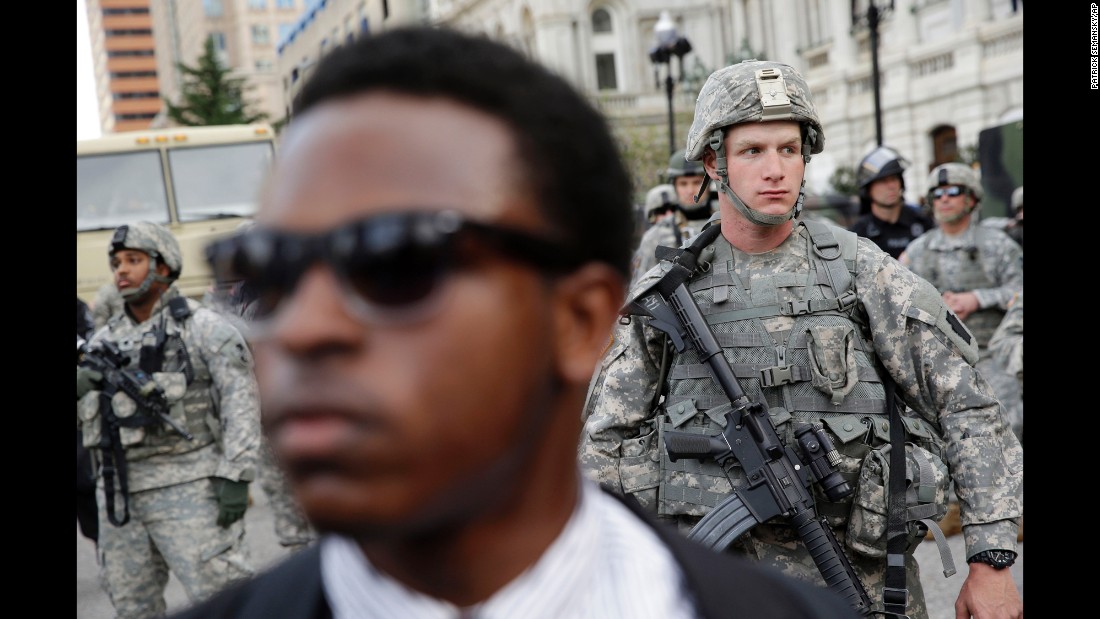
[78,335,193,526]
[624,224,884,617]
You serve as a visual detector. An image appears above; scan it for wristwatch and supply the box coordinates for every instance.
[966,549,1017,570]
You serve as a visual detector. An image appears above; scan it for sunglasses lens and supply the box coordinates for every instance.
[342,236,450,309]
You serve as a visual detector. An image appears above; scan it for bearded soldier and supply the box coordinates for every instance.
[899,164,1024,443]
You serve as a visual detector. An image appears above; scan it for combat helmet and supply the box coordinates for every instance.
[926,163,982,225]
[926,162,982,201]
[856,145,909,213]
[642,182,677,222]
[108,221,182,300]
[666,150,706,181]
[666,149,715,219]
[684,59,823,226]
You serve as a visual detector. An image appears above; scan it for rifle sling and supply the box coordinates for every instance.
[882,374,909,616]
[98,388,132,527]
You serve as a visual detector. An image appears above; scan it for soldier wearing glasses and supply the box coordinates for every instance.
[899,163,1024,443]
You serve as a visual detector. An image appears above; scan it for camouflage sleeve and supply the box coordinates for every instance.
[971,230,1023,311]
[579,275,666,496]
[988,292,1023,381]
[191,308,261,483]
[630,223,675,288]
[853,238,1022,556]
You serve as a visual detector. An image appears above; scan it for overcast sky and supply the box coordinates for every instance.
[77,0,100,140]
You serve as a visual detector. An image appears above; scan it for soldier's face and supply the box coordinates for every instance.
[930,185,973,225]
[716,120,804,218]
[249,92,565,538]
[110,250,153,294]
[674,174,707,206]
[868,175,903,208]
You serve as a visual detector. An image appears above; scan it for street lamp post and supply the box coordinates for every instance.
[851,1,894,146]
[649,11,692,155]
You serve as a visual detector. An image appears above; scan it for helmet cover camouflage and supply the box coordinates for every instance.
[685,59,824,161]
[109,221,183,279]
[666,150,706,179]
[644,184,678,216]
[857,145,909,189]
[1011,185,1023,211]
[926,163,983,201]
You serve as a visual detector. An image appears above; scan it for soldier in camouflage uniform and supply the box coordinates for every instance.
[76,221,261,619]
[899,165,1024,443]
[631,184,700,286]
[988,292,1023,436]
[205,270,318,552]
[93,280,126,331]
[580,60,1023,619]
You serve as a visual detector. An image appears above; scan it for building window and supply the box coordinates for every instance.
[103,7,149,15]
[595,53,617,90]
[252,25,270,45]
[116,113,158,121]
[107,50,156,58]
[930,125,958,169]
[112,92,160,100]
[248,0,267,9]
[277,0,295,8]
[110,71,157,78]
[203,0,223,18]
[211,31,227,51]
[105,29,153,36]
[592,8,612,33]
[255,58,274,71]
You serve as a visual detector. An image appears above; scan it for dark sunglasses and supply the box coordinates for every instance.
[205,210,583,324]
[930,186,964,199]
[650,205,677,218]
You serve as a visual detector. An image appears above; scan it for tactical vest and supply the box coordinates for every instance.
[106,297,217,458]
[656,221,925,523]
[905,228,1003,347]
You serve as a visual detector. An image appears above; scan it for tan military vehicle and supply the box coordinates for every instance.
[77,124,276,305]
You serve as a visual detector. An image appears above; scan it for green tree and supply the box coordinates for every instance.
[829,165,860,197]
[164,36,268,126]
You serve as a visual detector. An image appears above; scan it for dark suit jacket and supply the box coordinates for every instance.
[170,490,859,619]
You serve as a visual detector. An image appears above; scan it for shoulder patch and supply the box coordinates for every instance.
[907,279,979,364]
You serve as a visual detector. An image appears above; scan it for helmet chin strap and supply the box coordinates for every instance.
[702,129,807,227]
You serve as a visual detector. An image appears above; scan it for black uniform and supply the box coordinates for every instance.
[849,205,934,260]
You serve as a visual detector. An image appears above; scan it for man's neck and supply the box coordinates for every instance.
[721,206,794,254]
[870,201,902,224]
[124,291,161,323]
[938,215,971,237]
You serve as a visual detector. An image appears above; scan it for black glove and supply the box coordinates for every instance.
[214,477,250,527]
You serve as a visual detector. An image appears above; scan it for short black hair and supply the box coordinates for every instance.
[292,26,634,279]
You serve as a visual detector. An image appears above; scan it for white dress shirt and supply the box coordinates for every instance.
[320,477,700,619]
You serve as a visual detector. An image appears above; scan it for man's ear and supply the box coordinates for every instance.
[550,264,625,386]
[156,261,172,278]
[702,148,718,180]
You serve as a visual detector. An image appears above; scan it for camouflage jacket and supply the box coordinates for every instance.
[581,220,1022,558]
[901,223,1023,348]
[988,291,1023,385]
[631,218,701,288]
[78,287,260,492]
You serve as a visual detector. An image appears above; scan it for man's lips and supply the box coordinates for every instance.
[268,411,361,457]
